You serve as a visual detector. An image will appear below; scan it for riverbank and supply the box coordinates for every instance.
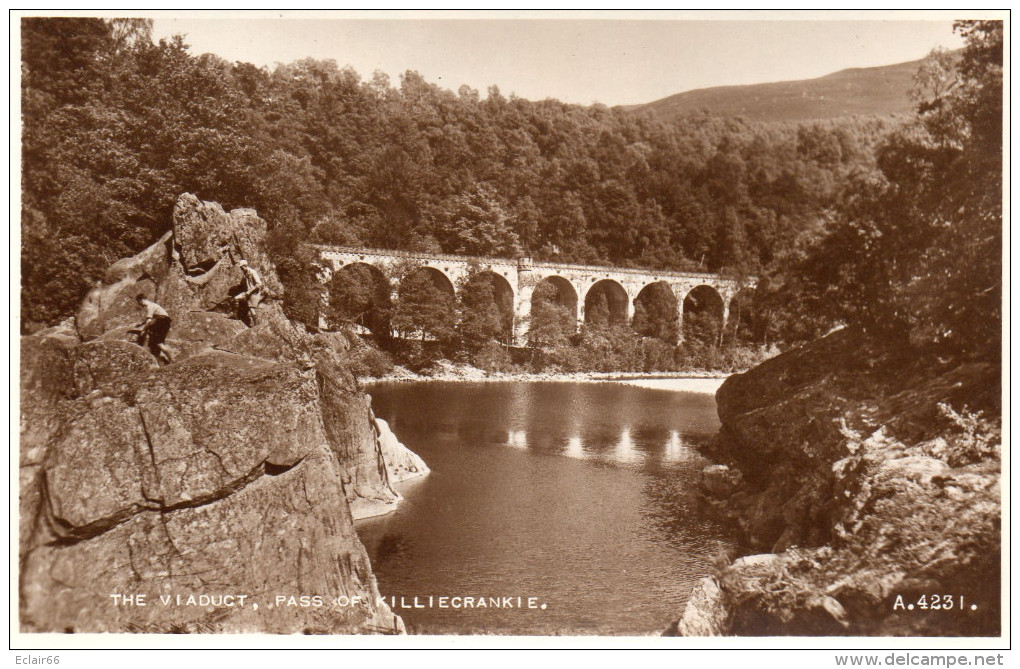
[363,361,728,395]
[672,327,1001,636]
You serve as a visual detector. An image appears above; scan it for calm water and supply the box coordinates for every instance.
[357,381,737,635]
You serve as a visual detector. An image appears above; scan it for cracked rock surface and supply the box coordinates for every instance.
[19,194,424,634]
[673,328,1000,637]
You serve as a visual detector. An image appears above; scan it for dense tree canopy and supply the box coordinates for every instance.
[633,282,680,344]
[457,268,514,350]
[766,20,1003,359]
[391,267,457,345]
[22,18,1002,372]
[21,17,902,331]
[528,282,575,349]
[325,263,392,339]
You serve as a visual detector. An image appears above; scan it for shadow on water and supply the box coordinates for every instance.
[358,381,737,635]
[373,532,413,565]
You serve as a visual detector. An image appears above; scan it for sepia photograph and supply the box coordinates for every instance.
[13,9,1007,654]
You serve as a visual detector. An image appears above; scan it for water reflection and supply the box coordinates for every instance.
[361,381,735,635]
[487,412,710,466]
[494,426,705,466]
[565,435,584,460]
[373,381,721,468]
[613,426,639,464]
[507,430,528,449]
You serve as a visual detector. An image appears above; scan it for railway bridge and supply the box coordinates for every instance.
[317,246,751,345]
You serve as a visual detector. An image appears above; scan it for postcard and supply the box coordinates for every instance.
[12,9,1008,659]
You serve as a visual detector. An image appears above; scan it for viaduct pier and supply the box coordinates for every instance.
[318,246,750,345]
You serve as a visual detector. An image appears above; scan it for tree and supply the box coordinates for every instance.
[786,21,1002,357]
[527,282,575,348]
[265,223,321,330]
[326,264,391,339]
[18,17,906,339]
[585,291,611,330]
[910,47,965,147]
[457,269,508,350]
[683,310,723,347]
[435,184,522,257]
[632,283,679,344]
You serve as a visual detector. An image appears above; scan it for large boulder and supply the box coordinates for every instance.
[77,195,285,346]
[214,304,308,363]
[167,310,247,346]
[171,194,283,298]
[22,447,403,634]
[157,259,244,316]
[20,325,81,560]
[20,349,403,633]
[21,325,78,457]
[20,194,426,634]
[73,339,159,397]
[684,328,1001,636]
[673,577,727,636]
[171,194,234,271]
[76,232,173,341]
[377,418,429,484]
[319,378,399,519]
[700,464,743,498]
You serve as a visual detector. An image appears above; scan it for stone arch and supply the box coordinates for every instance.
[683,284,725,344]
[327,261,393,338]
[727,287,756,344]
[584,279,629,327]
[403,265,456,299]
[464,270,516,342]
[633,281,679,344]
[529,275,580,346]
[532,276,578,315]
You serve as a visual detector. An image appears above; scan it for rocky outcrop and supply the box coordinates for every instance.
[19,194,427,634]
[674,328,1001,636]
[669,577,727,636]
[700,464,743,499]
[346,415,432,520]
[376,418,429,484]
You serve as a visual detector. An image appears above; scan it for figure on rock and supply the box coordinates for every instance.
[235,259,264,325]
[134,295,174,364]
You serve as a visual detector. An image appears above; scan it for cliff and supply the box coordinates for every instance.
[19,194,428,634]
[672,327,1000,636]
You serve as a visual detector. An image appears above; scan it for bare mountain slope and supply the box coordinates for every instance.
[629,56,945,123]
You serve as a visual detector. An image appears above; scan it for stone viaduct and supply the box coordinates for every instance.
[317,246,751,345]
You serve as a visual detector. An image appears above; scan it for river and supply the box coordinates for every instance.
[356,381,738,635]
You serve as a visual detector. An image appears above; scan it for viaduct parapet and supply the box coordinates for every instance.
[317,246,751,345]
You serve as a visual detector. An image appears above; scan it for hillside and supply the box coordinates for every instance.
[22,18,902,330]
[631,56,936,123]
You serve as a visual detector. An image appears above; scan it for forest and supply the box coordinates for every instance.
[21,19,1002,374]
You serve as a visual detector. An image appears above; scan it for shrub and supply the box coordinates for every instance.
[343,342,394,379]
[640,338,675,372]
[531,344,584,373]
[925,403,1001,466]
[470,340,514,373]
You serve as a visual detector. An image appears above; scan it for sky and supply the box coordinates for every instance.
[146,11,967,107]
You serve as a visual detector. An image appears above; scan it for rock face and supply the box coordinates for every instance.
[671,577,727,636]
[700,464,743,498]
[674,328,1001,636]
[376,418,429,484]
[19,194,427,634]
